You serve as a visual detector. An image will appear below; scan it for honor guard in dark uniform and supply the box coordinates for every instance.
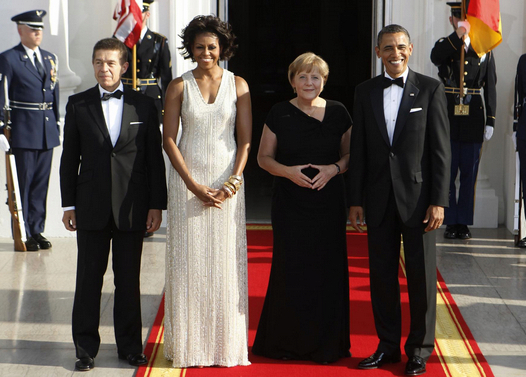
[0,10,60,251]
[121,0,172,122]
[515,54,526,247]
[430,2,497,240]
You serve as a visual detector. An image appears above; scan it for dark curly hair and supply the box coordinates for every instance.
[179,15,238,62]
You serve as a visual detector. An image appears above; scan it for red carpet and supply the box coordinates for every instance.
[137,226,494,377]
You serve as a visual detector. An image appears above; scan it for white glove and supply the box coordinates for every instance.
[458,20,471,34]
[484,125,494,141]
[0,134,10,152]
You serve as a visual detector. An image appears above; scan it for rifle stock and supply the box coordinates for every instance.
[3,106,26,251]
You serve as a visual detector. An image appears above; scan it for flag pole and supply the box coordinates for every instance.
[454,0,470,116]
[132,44,137,91]
[459,0,466,102]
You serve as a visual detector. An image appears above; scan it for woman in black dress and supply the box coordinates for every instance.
[253,52,352,364]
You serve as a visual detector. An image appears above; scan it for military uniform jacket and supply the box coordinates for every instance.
[0,43,60,150]
[123,29,172,114]
[431,31,497,143]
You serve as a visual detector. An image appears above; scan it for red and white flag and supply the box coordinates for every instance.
[113,0,143,48]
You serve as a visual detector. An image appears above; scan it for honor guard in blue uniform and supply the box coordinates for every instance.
[430,2,497,239]
[0,10,60,251]
[121,0,172,122]
[515,54,526,247]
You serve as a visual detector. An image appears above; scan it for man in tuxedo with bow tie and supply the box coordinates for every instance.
[348,24,450,376]
[60,38,167,372]
[0,10,59,251]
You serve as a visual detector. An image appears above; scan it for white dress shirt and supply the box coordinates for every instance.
[99,83,124,147]
[383,69,409,145]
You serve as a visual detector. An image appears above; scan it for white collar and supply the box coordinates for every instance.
[98,82,124,96]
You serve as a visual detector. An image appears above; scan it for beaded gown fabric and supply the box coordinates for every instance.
[164,69,250,367]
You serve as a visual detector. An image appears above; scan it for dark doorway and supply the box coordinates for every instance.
[228,0,373,222]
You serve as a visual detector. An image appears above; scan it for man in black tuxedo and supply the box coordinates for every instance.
[60,38,167,372]
[348,25,450,376]
[515,54,526,247]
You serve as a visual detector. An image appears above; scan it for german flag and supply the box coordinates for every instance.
[466,0,502,57]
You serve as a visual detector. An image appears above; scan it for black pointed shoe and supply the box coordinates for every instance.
[32,233,52,249]
[518,237,526,248]
[405,355,426,375]
[443,224,458,239]
[119,352,148,366]
[24,237,40,251]
[75,356,95,371]
[456,224,472,239]
[358,351,401,369]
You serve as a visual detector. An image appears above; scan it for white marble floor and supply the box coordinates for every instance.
[0,227,524,376]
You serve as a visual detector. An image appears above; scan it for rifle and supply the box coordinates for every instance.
[2,76,26,251]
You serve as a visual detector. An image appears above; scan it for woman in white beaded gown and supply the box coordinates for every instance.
[162,15,252,368]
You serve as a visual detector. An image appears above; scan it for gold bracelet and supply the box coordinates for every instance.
[222,184,233,198]
[224,181,237,194]
[228,175,243,191]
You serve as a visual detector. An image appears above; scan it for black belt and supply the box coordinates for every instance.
[10,100,53,110]
[444,87,482,95]
[122,78,159,86]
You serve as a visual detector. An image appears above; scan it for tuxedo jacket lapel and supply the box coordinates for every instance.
[116,90,135,150]
[392,70,419,146]
[85,86,113,149]
[371,77,390,146]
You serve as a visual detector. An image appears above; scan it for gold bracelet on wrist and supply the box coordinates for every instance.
[228,175,243,191]
[222,184,234,198]
[224,181,237,195]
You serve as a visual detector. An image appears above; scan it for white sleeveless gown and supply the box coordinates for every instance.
[164,69,250,367]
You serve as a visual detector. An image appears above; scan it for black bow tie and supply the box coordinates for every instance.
[382,76,404,89]
[101,90,123,101]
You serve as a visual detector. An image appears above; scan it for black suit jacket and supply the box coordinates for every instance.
[516,54,526,140]
[348,69,451,228]
[60,85,167,231]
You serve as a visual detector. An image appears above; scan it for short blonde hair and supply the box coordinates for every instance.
[288,52,329,86]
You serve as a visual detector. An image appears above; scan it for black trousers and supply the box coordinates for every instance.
[72,216,145,359]
[367,189,437,361]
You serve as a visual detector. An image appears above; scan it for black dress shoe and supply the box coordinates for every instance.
[358,351,401,369]
[119,352,148,366]
[405,355,426,375]
[75,356,95,371]
[456,224,472,239]
[443,224,458,239]
[24,237,40,252]
[517,237,526,248]
[32,233,52,249]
